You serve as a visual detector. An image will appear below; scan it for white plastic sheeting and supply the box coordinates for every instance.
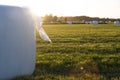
[0,5,51,79]
[36,18,52,42]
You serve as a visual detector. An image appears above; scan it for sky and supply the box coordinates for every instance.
[0,0,120,18]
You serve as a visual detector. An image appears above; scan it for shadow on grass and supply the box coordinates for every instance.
[93,56,120,80]
[32,57,99,80]
[13,54,120,80]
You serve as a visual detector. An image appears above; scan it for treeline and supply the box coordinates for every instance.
[42,14,120,24]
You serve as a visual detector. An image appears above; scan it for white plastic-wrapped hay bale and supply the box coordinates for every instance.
[85,21,89,24]
[89,21,93,24]
[0,5,51,80]
[92,20,98,25]
[67,21,72,24]
[114,20,119,26]
[0,5,36,79]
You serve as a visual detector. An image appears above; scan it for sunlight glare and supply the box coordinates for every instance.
[30,7,44,16]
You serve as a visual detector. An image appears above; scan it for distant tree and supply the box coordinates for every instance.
[43,14,119,24]
[43,14,53,22]
[52,16,57,22]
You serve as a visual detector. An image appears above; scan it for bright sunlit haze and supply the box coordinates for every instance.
[0,0,120,18]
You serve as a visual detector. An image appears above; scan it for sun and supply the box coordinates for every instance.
[27,1,48,17]
[30,7,45,17]
[28,0,59,17]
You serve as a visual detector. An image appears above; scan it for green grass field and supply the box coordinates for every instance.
[13,24,120,80]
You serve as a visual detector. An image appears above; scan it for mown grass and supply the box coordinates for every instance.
[13,24,120,80]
